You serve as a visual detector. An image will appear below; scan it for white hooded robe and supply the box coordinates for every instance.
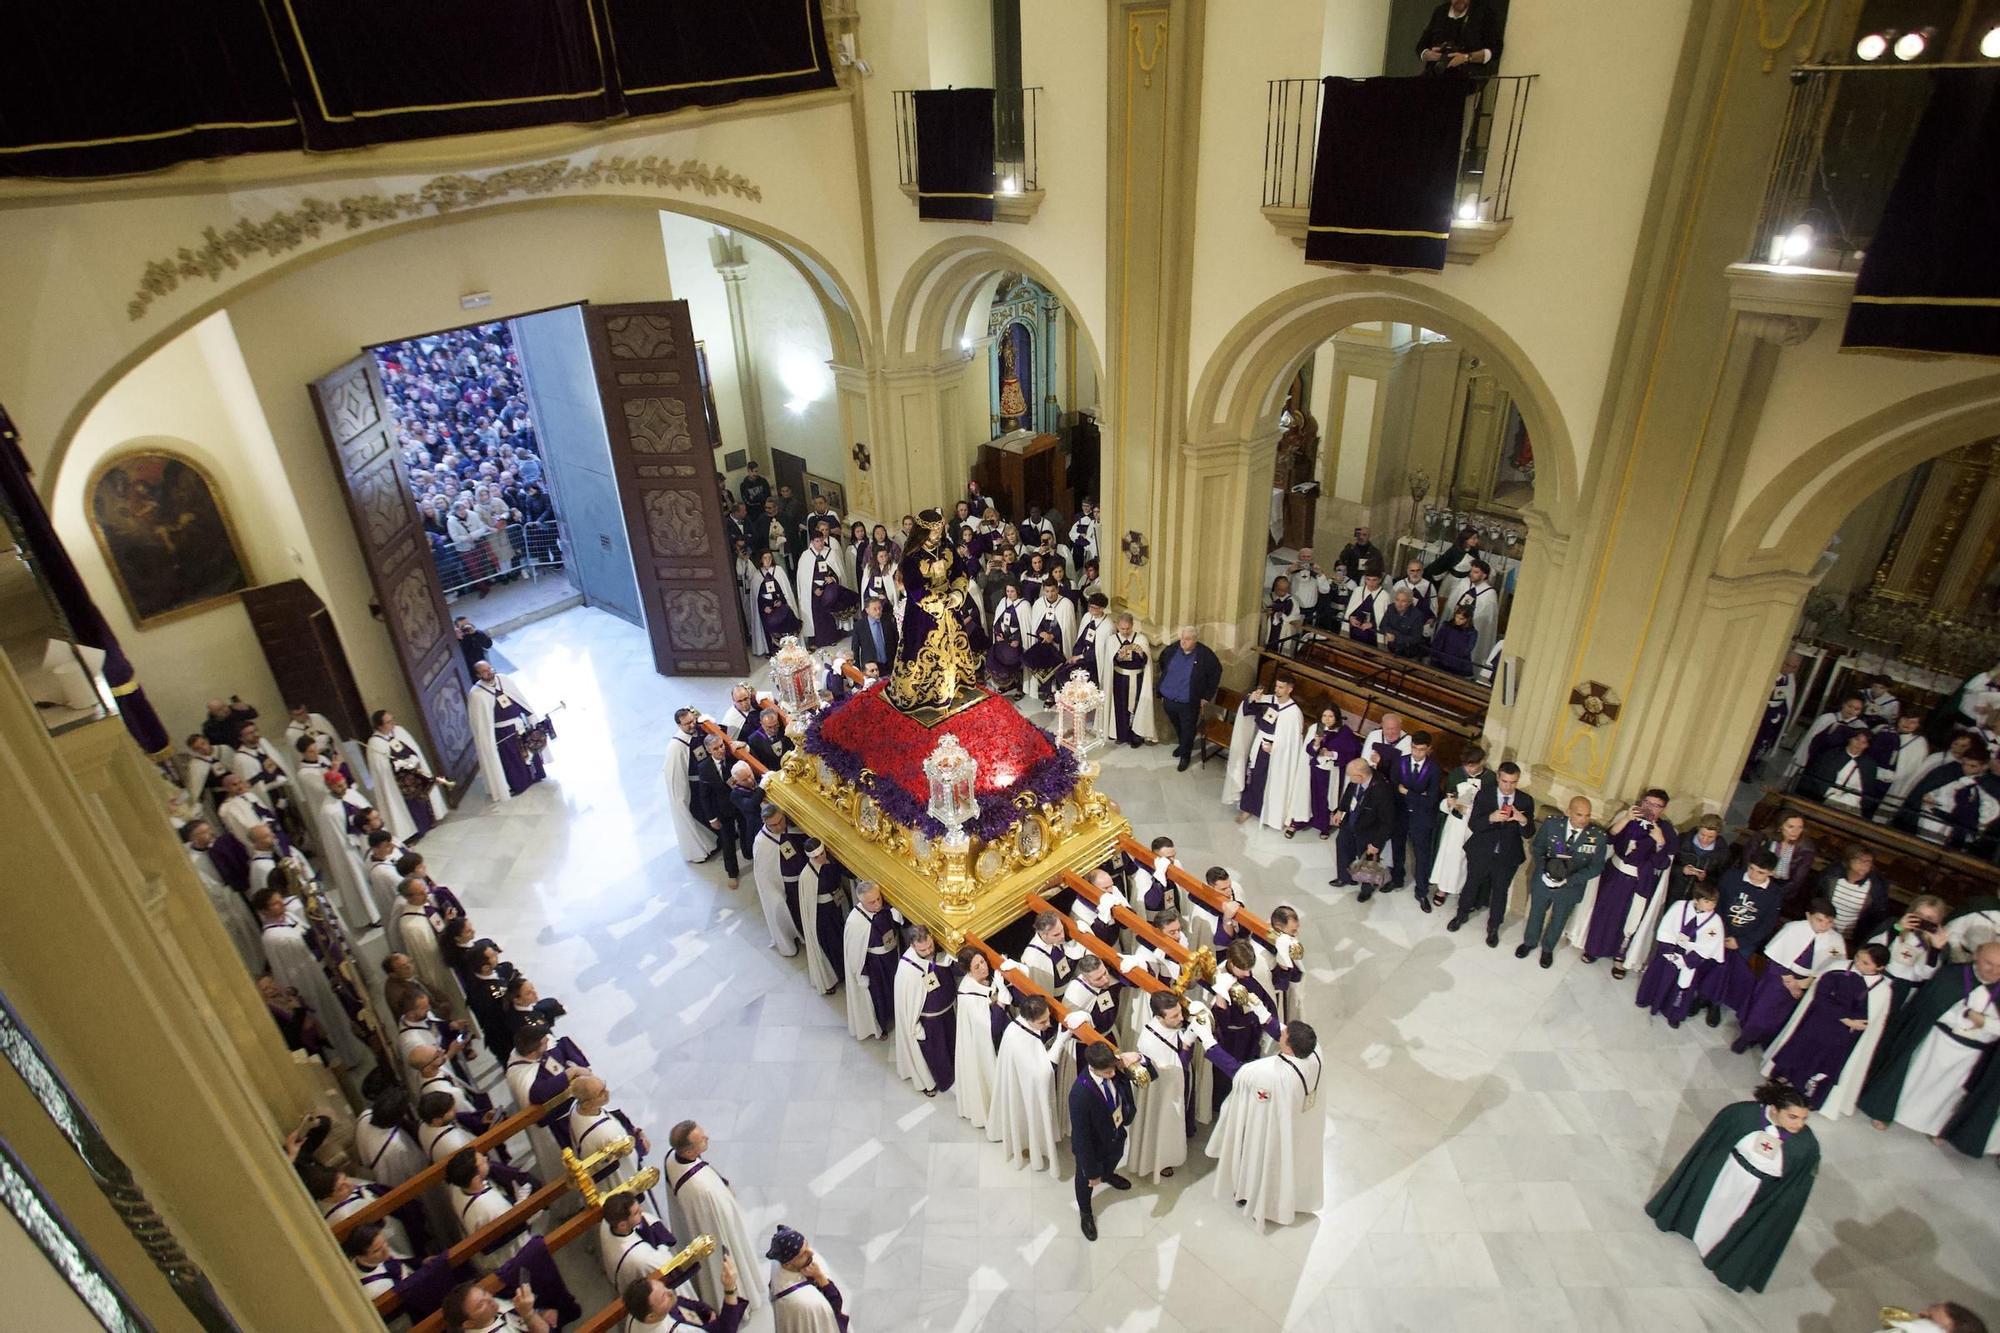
[1205,1047,1326,1228]
[467,673,537,806]
[986,1019,1070,1171]
[752,829,802,957]
[662,1154,766,1311]
[1221,697,1311,831]
[365,726,447,843]
[1095,629,1157,741]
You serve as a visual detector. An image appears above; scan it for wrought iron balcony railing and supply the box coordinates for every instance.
[892,87,1043,221]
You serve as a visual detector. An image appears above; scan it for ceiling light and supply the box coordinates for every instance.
[959,336,972,351]
[1981,26,2000,59]
[999,176,1019,195]
[1893,29,1928,61]
[1854,31,1889,61]
[1780,222,1815,263]
[1457,198,1479,222]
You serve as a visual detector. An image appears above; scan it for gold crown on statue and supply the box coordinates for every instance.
[915,507,947,533]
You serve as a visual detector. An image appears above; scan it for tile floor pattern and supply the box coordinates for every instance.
[414,606,1997,1333]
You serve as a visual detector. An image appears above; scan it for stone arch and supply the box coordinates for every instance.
[1187,273,1581,529]
[1720,373,2000,578]
[40,193,873,494]
[886,236,1104,384]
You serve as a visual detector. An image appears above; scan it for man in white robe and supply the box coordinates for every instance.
[751,804,803,956]
[1867,943,2000,1138]
[1022,584,1080,707]
[765,1226,849,1333]
[216,772,281,845]
[182,819,259,971]
[445,1148,528,1257]
[841,885,900,1040]
[662,1121,766,1312]
[252,886,370,1070]
[231,721,294,798]
[363,830,414,929]
[719,683,775,739]
[312,771,378,928]
[567,1074,651,1168]
[364,710,448,843]
[285,704,362,794]
[245,823,317,904]
[954,953,1012,1128]
[1871,715,1933,820]
[798,840,844,993]
[1127,991,1209,1181]
[1452,561,1502,664]
[663,708,719,863]
[1199,1013,1326,1228]
[182,735,227,816]
[467,662,542,806]
[389,875,464,1010]
[1018,910,1084,993]
[1095,614,1157,745]
[1342,572,1391,644]
[354,1089,429,1189]
[793,536,849,647]
[1222,680,1310,832]
[597,1190,678,1294]
[986,995,1079,1171]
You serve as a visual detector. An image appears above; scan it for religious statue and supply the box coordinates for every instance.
[997,331,1029,431]
[887,508,987,716]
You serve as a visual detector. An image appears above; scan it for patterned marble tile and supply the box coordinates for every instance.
[397,606,1999,1331]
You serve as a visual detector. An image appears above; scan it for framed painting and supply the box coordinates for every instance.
[804,472,846,514]
[86,449,253,626]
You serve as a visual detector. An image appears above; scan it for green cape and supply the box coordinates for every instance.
[1645,1100,1819,1293]
[1943,1016,2000,1157]
[1857,964,1980,1124]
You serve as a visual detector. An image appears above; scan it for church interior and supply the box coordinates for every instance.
[3,1,1999,1330]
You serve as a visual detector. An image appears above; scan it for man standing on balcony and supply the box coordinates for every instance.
[1418,0,1502,74]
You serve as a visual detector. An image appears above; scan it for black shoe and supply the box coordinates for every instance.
[1485,930,1499,948]
[1331,878,1354,888]
[1081,1212,1097,1241]
[1514,943,1533,959]
[1729,1038,1751,1056]
[1107,1174,1132,1191]
[1446,916,1466,932]
[1418,894,1434,914]
[1386,879,1405,890]
[1539,951,1554,968]
[1704,1004,1722,1028]
[1580,954,1596,965]
[1357,885,1376,903]
[1177,755,1191,772]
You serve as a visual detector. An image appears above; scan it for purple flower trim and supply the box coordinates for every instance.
[802,708,1083,843]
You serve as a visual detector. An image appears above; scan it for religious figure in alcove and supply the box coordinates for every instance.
[997,324,1031,430]
[1272,392,1320,492]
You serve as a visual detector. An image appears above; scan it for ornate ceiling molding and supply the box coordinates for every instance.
[127,154,762,321]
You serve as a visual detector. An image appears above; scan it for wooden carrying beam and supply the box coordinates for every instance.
[332,1088,579,1239]
[1059,869,1191,968]
[400,1192,611,1331]
[377,1177,571,1320]
[961,931,1112,1046]
[1116,835,1274,945]
[1021,889,1166,995]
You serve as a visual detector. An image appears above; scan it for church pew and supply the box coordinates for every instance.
[399,1190,609,1330]
[1115,834,1275,947]
[1022,889,1168,996]
[1744,789,2000,913]
[331,1087,580,1240]
[961,931,1114,1047]
[1198,686,1244,767]
[1251,649,1482,771]
[1289,631,1491,716]
[376,1175,572,1321]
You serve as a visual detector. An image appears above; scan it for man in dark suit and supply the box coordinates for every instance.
[1155,627,1224,772]
[1067,1042,1141,1241]
[690,733,742,887]
[1392,732,1444,904]
[1447,760,1533,946]
[850,596,900,673]
[1329,758,1398,900]
[726,765,763,865]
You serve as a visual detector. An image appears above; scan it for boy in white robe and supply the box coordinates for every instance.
[1763,945,1894,1118]
[1127,991,1208,1181]
[662,1121,766,1312]
[1198,1014,1326,1229]
[987,994,1079,1171]
[1022,585,1080,708]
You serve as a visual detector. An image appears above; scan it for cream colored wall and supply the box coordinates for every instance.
[0,98,870,479]
[1186,0,1695,502]
[51,311,316,733]
[659,212,753,471]
[740,241,844,478]
[1320,0,1393,75]
[927,0,996,87]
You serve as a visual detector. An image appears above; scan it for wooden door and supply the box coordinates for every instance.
[240,579,370,740]
[581,302,748,676]
[307,355,476,795]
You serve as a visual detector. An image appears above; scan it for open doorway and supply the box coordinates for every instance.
[367,307,643,637]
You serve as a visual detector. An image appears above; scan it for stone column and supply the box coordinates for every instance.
[831,361,888,523]
[1103,0,1206,633]
[1161,428,1282,674]
[0,673,378,1329]
[711,232,770,471]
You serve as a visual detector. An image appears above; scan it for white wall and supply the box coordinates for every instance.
[927,0,996,87]
[1320,0,1393,76]
[658,212,753,469]
[52,311,314,734]
[740,240,842,479]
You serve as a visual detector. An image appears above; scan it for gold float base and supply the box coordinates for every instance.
[764,749,1130,951]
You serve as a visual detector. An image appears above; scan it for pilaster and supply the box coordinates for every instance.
[872,355,982,521]
[1176,428,1284,675]
[711,233,770,472]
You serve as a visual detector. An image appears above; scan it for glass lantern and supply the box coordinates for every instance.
[1052,669,1105,757]
[768,636,819,737]
[924,734,980,892]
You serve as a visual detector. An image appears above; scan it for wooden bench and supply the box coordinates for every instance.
[1744,788,2000,914]
[1291,631,1491,717]
[1252,649,1484,770]
[1198,686,1244,768]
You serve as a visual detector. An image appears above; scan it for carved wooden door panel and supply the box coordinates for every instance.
[240,578,370,741]
[307,354,476,796]
[581,302,748,676]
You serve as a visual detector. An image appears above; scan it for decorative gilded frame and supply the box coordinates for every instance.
[84,447,254,628]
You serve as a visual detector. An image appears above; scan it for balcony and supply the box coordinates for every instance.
[893,87,1044,223]
[1728,63,1942,331]
[1261,75,1536,264]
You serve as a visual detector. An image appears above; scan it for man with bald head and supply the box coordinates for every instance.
[1860,940,2000,1147]
[567,1073,651,1167]
[1515,796,1608,969]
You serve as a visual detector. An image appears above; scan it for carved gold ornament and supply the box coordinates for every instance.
[128,154,762,320]
[1568,680,1622,728]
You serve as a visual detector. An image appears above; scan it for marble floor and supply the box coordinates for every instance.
[414,605,1997,1333]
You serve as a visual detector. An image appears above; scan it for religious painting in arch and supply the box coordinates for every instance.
[984,273,1065,439]
[1249,322,1541,759]
[85,448,253,627]
[1738,435,2000,903]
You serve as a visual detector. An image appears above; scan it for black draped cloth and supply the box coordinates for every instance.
[0,405,170,758]
[1305,77,1472,271]
[1841,69,2000,359]
[607,0,836,117]
[914,88,996,222]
